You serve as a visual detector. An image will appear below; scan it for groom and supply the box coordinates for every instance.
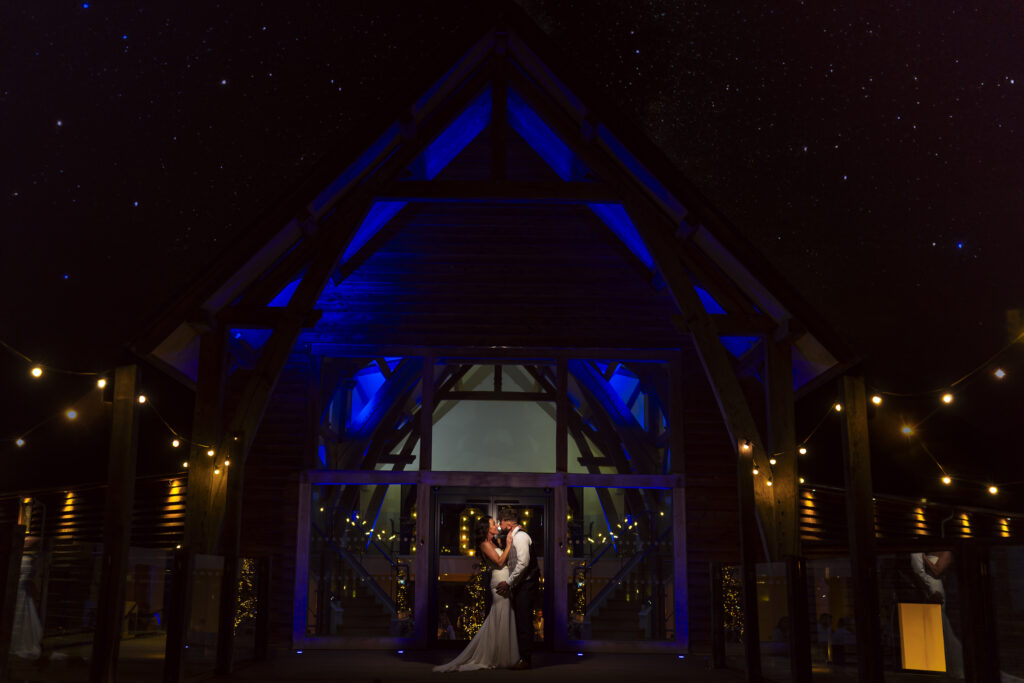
[495,507,540,670]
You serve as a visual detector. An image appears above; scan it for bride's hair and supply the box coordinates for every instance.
[473,517,494,548]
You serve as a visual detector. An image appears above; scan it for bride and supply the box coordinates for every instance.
[434,516,519,671]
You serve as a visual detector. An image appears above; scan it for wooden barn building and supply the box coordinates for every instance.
[9,6,1022,683]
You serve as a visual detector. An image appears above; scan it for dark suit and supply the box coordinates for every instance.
[508,526,540,663]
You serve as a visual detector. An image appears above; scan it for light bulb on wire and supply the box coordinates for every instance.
[994,368,1006,380]
[941,392,954,405]
[941,476,951,485]
[97,378,107,389]
[30,366,43,378]
[901,425,914,436]
[137,395,147,404]
[871,395,882,405]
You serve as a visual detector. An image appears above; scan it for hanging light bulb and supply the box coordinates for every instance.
[183,461,189,468]
[30,366,43,378]
[769,458,777,466]
[740,440,751,452]
[97,378,107,389]
[993,368,1006,379]
[871,395,882,405]
[65,409,78,420]
[752,467,759,475]
[214,468,221,475]
[941,393,953,404]
[833,403,843,412]
[137,395,147,404]
[207,449,215,457]
[224,459,231,467]
[798,446,807,455]
[172,439,180,448]
[799,477,805,484]
[988,485,998,495]
[901,425,914,436]
[941,476,952,485]
[15,437,25,447]
[766,480,773,487]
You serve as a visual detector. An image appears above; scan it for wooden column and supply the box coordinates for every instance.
[552,485,569,649]
[957,542,999,683]
[254,556,272,661]
[0,524,26,670]
[184,326,228,553]
[291,478,311,645]
[91,364,140,683]
[669,353,685,475]
[839,375,883,682]
[215,433,246,675]
[737,440,763,682]
[555,358,568,473]
[412,483,432,647]
[419,355,434,471]
[765,335,799,558]
[163,548,195,683]
[785,556,812,683]
[672,485,689,652]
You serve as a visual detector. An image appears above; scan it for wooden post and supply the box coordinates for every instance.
[552,485,569,649]
[839,375,883,682]
[163,548,195,683]
[785,556,812,683]
[419,355,434,471]
[90,364,140,683]
[291,478,311,645]
[215,433,246,675]
[957,542,999,683]
[184,326,228,553]
[669,354,685,475]
[672,485,689,652]
[765,336,799,559]
[709,562,726,668]
[737,440,763,683]
[413,483,432,647]
[556,358,568,473]
[0,524,26,672]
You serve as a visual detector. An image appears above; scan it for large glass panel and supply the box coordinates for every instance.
[436,496,546,647]
[116,547,175,682]
[806,558,856,673]
[567,487,673,641]
[307,483,416,638]
[757,561,791,682]
[990,545,1024,679]
[184,553,223,677]
[878,550,962,679]
[433,363,557,473]
[566,360,669,476]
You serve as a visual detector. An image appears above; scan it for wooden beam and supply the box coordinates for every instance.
[90,364,140,683]
[672,486,689,652]
[216,306,322,329]
[556,358,568,473]
[552,484,569,650]
[413,482,431,647]
[376,180,620,204]
[839,375,884,682]
[668,353,685,475]
[419,355,435,471]
[306,469,684,489]
[437,390,553,401]
[215,434,247,675]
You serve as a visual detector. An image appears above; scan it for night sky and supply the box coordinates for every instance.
[2,2,1022,508]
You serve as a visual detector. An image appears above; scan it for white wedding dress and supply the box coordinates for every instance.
[434,565,519,672]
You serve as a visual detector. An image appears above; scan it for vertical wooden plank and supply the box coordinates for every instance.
[555,358,568,473]
[420,355,434,471]
[163,548,194,683]
[0,524,26,669]
[91,364,139,683]
[184,327,228,553]
[785,556,812,683]
[291,477,311,646]
[736,437,763,682]
[552,484,569,650]
[765,336,798,558]
[215,433,246,675]
[839,375,883,683]
[672,485,689,652]
[413,482,432,647]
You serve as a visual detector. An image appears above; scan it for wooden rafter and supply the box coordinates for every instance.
[377,180,620,204]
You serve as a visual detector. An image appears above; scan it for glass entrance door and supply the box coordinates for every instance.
[431,489,550,649]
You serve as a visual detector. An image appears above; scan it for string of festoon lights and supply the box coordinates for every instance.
[1,339,226,476]
[746,331,1024,498]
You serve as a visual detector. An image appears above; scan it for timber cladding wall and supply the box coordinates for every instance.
[240,346,309,644]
